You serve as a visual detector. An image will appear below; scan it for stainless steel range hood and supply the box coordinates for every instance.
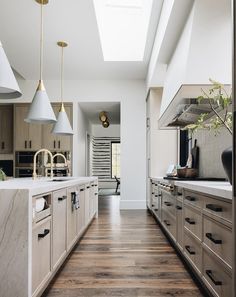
[159,0,232,129]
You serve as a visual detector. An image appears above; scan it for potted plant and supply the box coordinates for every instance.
[185,79,232,183]
[0,168,6,181]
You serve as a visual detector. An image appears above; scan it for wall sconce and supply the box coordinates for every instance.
[99,111,110,128]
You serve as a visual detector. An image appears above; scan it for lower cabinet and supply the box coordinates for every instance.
[84,183,90,225]
[78,186,85,235]
[67,186,79,250]
[150,180,232,297]
[32,217,51,296]
[52,189,67,269]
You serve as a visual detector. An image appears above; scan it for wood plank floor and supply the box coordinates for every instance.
[43,196,204,297]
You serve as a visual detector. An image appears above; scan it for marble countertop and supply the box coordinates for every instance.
[0,176,98,196]
[151,177,232,200]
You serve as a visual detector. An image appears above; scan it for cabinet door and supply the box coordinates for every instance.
[42,105,59,150]
[32,218,51,295]
[52,189,67,269]
[0,105,13,153]
[67,186,78,250]
[14,105,29,150]
[84,184,90,225]
[89,183,95,218]
[56,104,73,151]
[28,121,42,151]
[77,187,85,235]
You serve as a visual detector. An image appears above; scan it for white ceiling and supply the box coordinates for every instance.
[79,102,120,124]
[0,0,163,80]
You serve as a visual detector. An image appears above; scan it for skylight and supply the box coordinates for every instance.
[93,0,153,61]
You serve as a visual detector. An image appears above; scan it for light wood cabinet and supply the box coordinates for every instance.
[84,184,90,225]
[42,103,72,151]
[0,105,13,153]
[52,189,67,269]
[14,104,42,151]
[32,217,51,296]
[77,186,85,235]
[67,186,78,250]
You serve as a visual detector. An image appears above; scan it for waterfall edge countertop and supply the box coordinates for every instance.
[0,177,98,196]
[151,177,232,200]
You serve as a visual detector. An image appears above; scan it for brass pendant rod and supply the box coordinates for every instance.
[61,45,64,104]
[39,3,44,81]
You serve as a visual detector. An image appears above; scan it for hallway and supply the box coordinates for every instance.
[44,197,204,297]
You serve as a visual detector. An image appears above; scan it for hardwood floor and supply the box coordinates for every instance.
[44,196,204,297]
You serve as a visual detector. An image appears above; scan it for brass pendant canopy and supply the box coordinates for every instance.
[35,0,49,5]
[99,111,107,122]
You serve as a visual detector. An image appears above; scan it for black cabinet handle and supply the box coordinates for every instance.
[58,140,61,149]
[80,189,85,192]
[205,233,222,244]
[54,140,56,149]
[176,205,182,210]
[164,201,172,206]
[95,184,98,187]
[163,220,171,226]
[154,208,158,211]
[25,140,27,149]
[38,229,50,238]
[155,184,158,186]
[95,193,98,196]
[87,186,90,189]
[206,204,223,212]
[1,142,4,150]
[58,195,67,201]
[206,270,222,286]
[152,192,154,194]
[29,140,32,149]
[185,217,196,225]
[155,195,158,197]
[91,184,95,187]
[185,196,196,202]
[152,204,155,207]
[185,245,195,255]
[177,192,182,196]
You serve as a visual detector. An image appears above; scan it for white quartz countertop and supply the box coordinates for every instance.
[151,177,232,200]
[0,177,98,196]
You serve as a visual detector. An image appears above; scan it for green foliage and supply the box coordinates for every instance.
[184,79,232,136]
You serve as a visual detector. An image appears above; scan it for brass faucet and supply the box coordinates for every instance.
[33,149,53,180]
[52,153,69,176]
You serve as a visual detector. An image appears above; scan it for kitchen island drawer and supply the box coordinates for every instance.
[203,249,232,297]
[162,209,176,240]
[203,197,232,224]
[162,193,175,217]
[203,216,232,268]
[183,230,202,274]
[184,205,202,241]
[184,190,204,209]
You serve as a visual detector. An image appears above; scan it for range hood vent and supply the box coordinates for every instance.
[159,0,231,128]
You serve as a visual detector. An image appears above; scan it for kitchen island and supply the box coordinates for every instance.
[148,178,232,297]
[0,177,98,297]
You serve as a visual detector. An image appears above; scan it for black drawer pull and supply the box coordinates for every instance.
[185,196,196,202]
[206,270,222,286]
[95,193,98,196]
[87,186,90,189]
[29,140,32,149]
[154,208,158,212]
[155,195,158,197]
[58,140,61,149]
[205,233,222,244]
[38,229,50,238]
[206,204,223,212]
[185,217,195,225]
[176,205,182,210]
[155,184,158,186]
[91,184,95,187]
[152,192,154,194]
[58,195,67,201]
[80,189,85,192]
[95,184,98,187]
[164,201,172,206]
[1,142,4,150]
[152,204,155,207]
[185,245,195,255]
[177,192,182,196]
[54,140,56,149]
[25,140,27,149]
[163,220,171,226]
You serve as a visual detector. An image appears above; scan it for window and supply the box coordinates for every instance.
[111,142,120,178]
[93,0,153,61]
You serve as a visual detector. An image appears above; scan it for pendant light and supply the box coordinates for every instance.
[0,41,22,99]
[52,41,73,135]
[25,0,56,123]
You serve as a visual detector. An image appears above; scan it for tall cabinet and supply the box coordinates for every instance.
[0,105,13,153]
[146,89,178,208]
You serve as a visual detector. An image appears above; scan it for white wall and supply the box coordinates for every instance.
[8,79,146,209]
[92,124,120,138]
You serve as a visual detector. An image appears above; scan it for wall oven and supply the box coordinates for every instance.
[15,151,37,167]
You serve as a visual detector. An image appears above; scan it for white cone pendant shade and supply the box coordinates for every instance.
[52,103,73,135]
[52,41,73,135]
[25,80,56,123]
[0,41,22,99]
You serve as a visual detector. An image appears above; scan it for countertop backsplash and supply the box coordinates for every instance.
[192,128,232,179]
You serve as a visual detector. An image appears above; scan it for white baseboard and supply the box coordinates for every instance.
[120,199,146,210]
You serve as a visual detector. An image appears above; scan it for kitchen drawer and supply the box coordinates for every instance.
[176,201,183,249]
[183,230,202,274]
[32,217,51,295]
[203,249,232,297]
[184,205,202,241]
[203,197,232,224]
[162,209,176,240]
[162,192,175,217]
[152,194,161,218]
[184,190,204,209]
[203,216,232,268]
